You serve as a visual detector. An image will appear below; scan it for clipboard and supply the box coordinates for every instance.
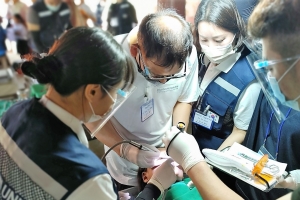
[202,142,287,192]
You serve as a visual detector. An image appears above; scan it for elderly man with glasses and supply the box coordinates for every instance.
[90,9,200,191]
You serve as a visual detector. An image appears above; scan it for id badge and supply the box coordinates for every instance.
[192,110,213,130]
[141,98,154,122]
[258,145,275,160]
[110,17,119,27]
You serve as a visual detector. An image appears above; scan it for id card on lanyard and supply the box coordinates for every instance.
[192,105,214,130]
[141,84,154,122]
[141,98,154,122]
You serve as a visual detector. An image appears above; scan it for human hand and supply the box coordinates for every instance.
[148,158,182,193]
[120,143,161,168]
[118,191,131,200]
[162,126,205,172]
[275,170,300,190]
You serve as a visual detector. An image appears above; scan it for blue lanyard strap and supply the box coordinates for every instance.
[275,108,292,160]
[264,111,275,144]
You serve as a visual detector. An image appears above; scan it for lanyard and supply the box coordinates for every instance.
[264,108,292,160]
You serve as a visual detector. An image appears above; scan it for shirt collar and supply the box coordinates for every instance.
[39,96,89,148]
[215,52,241,73]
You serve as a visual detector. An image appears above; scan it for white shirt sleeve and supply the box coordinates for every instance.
[178,46,201,103]
[66,174,117,200]
[233,81,261,130]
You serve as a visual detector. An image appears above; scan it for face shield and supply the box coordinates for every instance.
[84,84,136,137]
[244,39,300,122]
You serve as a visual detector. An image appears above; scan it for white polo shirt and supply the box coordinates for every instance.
[200,53,261,130]
[106,35,201,186]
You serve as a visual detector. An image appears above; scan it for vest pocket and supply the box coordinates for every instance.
[203,92,230,135]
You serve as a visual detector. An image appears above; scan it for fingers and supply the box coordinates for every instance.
[153,157,168,167]
[163,126,181,146]
[174,165,184,181]
[118,192,131,200]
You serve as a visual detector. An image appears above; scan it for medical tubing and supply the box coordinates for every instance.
[101,140,131,161]
[275,108,292,160]
[101,140,150,161]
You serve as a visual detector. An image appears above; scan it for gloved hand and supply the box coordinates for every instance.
[275,170,300,190]
[162,126,205,172]
[120,143,161,168]
[118,191,131,200]
[148,158,181,193]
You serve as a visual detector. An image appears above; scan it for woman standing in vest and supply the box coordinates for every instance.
[191,0,261,191]
[0,27,179,200]
[12,14,30,55]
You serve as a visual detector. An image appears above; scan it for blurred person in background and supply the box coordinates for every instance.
[76,0,96,27]
[107,0,137,35]
[12,14,30,55]
[0,16,9,69]
[5,0,28,24]
[26,0,80,53]
[95,0,106,28]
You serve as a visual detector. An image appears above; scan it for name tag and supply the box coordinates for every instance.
[192,110,213,130]
[110,17,118,27]
[141,99,154,122]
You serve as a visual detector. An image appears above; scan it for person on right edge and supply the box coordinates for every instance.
[234,0,300,199]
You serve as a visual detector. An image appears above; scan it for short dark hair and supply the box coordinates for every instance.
[248,0,300,58]
[21,27,135,96]
[194,0,246,52]
[138,9,193,69]
[137,167,147,192]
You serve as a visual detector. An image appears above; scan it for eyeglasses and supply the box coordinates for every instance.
[254,55,300,69]
[139,51,186,80]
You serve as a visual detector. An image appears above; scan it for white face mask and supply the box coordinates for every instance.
[201,35,236,64]
[46,3,61,12]
[267,58,300,110]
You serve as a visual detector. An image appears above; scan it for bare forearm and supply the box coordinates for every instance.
[187,162,243,200]
[172,102,192,131]
[217,126,246,151]
[85,120,124,155]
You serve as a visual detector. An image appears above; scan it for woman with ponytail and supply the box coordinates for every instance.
[0,26,135,199]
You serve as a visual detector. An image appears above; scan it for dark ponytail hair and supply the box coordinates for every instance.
[21,27,135,96]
